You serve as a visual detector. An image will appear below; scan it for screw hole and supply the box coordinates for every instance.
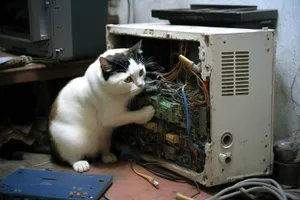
[223,41,226,44]
[223,135,231,145]
[225,157,232,164]
[265,144,268,148]
[263,159,266,162]
[221,132,233,148]
[222,169,224,172]
[267,38,269,40]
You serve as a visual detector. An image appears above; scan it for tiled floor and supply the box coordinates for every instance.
[0,153,213,200]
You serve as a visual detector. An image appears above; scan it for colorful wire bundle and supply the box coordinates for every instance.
[160,41,210,106]
[160,41,188,82]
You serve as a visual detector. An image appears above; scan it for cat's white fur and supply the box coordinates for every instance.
[49,47,155,173]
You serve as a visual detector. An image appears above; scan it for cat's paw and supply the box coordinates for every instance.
[72,160,90,173]
[135,105,155,124]
[102,153,118,164]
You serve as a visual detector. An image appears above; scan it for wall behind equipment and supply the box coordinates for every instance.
[112,0,300,141]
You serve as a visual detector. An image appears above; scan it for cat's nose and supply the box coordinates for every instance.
[136,79,143,87]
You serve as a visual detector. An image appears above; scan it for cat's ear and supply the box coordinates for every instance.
[129,40,143,55]
[99,57,112,72]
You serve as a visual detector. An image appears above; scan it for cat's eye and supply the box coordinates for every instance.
[139,69,144,76]
[124,76,132,83]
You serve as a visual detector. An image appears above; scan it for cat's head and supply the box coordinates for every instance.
[98,40,148,97]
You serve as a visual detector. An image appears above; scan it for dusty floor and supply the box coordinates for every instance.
[0,153,212,200]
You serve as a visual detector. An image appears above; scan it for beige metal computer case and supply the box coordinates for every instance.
[106,23,275,187]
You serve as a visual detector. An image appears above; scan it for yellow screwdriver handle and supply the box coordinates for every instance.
[175,193,194,200]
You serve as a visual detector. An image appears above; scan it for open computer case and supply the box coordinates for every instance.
[107,23,275,187]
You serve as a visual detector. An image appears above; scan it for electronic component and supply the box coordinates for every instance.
[0,168,113,200]
[149,96,208,135]
[165,133,180,144]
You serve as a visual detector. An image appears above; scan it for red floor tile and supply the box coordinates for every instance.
[88,161,211,200]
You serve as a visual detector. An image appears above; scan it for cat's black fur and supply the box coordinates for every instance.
[101,40,144,81]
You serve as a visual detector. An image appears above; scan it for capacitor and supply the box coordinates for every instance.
[165,133,180,144]
[143,122,158,132]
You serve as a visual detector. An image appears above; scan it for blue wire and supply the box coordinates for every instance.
[181,88,204,153]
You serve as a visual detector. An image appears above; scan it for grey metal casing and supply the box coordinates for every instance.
[0,0,108,60]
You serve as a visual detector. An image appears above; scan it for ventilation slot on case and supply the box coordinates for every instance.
[235,51,249,95]
[221,51,249,96]
[221,52,234,96]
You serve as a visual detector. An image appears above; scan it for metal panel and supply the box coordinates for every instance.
[107,23,264,37]
[28,0,50,41]
[50,0,73,60]
[207,30,275,186]
[151,4,278,29]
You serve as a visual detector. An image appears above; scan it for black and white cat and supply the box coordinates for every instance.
[48,40,155,172]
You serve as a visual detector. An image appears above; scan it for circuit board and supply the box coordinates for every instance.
[149,95,208,136]
[118,84,209,173]
[0,168,113,200]
[115,41,210,173]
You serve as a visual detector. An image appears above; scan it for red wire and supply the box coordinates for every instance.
[189,70,210,107]
[190,147,198,158]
